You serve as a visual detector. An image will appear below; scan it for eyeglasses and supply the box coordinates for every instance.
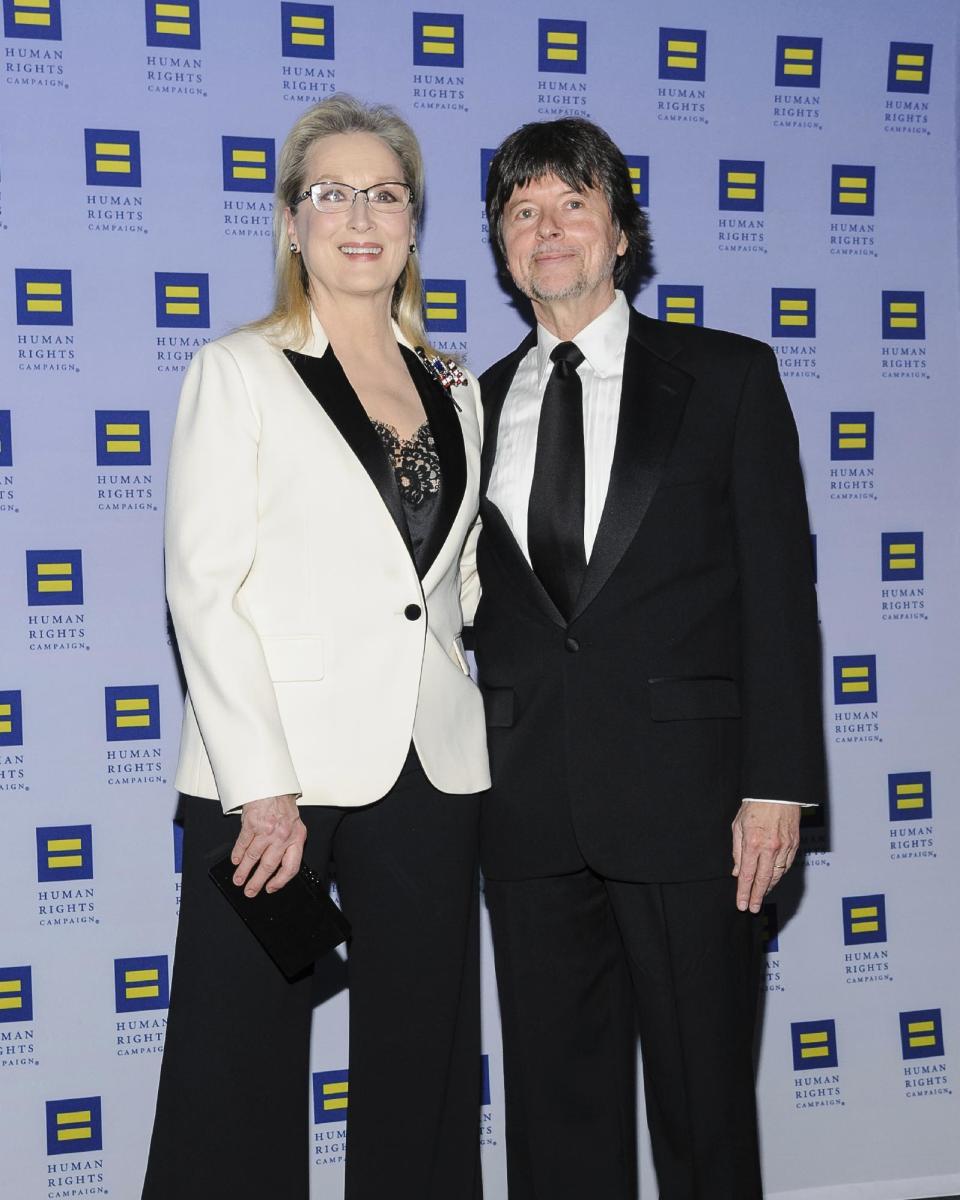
[293,180,413,214]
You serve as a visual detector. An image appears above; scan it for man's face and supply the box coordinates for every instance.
[500,173,627,306]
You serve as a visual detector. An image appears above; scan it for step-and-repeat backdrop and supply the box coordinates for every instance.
[1,1,958,1197]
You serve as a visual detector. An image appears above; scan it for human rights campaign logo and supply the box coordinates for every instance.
[625,155,649,207]
[96,411,151,467]
[105,686,161,741]
[222,137,275,194]
[658,285,703,326]
[155,273,210,328]
[842,894,886,946]
[145,0,200,50]
[281,3,334,58]
[659,28,706,81]
[84,130,142,189]
[900,1009,944,1059]
[0,691,24,747]
[775,36,822,88]
[882,532,923,582]
[26,549,83,606]
[46,1097,102,1156]
[882,292,924,340]
[0,410,11,467]
[15,269,72,326]
[3,0,61,39]
[791,1020,838,1071]
[0,966,32,1023]
[833,655,877,705]
[888,42,933,94]
[538,19,586,74]
[888,771,932,821]
[114,955,170,1013]
[772,289,815,338]
[36,825,93,883]
[414,12,463,68]
[719,160,763,212]
[314,1070,349,1123]
[424,279,466,333]
[831,165,875,216]
[830,412,874,461]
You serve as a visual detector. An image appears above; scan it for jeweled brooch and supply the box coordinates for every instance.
[415,346,467,406]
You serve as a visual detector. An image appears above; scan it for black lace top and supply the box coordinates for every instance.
[371,419,442,577]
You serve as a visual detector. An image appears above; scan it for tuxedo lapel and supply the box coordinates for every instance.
[572,312,692,620]
[284,346,415,560]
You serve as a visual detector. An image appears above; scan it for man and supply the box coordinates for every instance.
[473,118,825,1199]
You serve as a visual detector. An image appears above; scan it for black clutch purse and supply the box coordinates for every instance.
[209,854,351,981]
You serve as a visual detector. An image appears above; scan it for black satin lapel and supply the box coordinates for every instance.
[400,345,465,575]
[572,341,692,620]
[480,497,566,628]
[284,347,414,559]
[480,330,537,496]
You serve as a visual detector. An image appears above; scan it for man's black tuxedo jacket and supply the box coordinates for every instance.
[473,306,826,883]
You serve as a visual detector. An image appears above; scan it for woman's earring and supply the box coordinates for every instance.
[409,242,417,254]
[289,242,299,253]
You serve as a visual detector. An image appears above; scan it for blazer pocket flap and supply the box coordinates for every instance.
[481,686,516,728]
[649,677,740,721]
[261,636,325,682]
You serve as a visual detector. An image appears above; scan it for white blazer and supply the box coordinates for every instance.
[165,311,490,813]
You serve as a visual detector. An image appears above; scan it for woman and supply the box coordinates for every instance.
[142,95,489,1200]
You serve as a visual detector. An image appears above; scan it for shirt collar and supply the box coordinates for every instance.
[535,290,629,385]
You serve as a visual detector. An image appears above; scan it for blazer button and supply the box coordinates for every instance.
[565,636,580,653]
[404,604,422,621]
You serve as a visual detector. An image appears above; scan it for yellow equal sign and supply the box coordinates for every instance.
[779,298,809,327]
[783,46,815,76]
[291,13,325,46]
[895,51,925,83]
[726,170,757,201]
[0,701,12,735]
[837,421,867,450]
[838,175,868,205]
[840,665,870,694]
[666,38,698,70]
[907,1019,937,1049]
[665,296,697,324]
[36,561,73,593]
[799,1031,831,1060]
[125,967,160,1001]
[47,837,83,870]
[25,280,63,315]
[56,1109,93,1143]
[105,422,142,455]
[114,697,152,729]
[422,23,456,55]
[887,541,916,570]
[165,283,200,316]
[887,300,918,329]
[895,780,925,811]
[13,0,52,28]
[232,148,267,181]
[849,905,879,934]
[425,290,458,321]
[95,142,132,175]
[322,1080,348,1111]
[155,2,191,37]
[547,30,579,61]
[0,978,23,1012]
[628,164,642,196]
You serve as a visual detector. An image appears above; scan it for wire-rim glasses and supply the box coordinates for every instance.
[293,180,413,214]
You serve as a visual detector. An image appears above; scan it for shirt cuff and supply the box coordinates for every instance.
[742,797,818,808]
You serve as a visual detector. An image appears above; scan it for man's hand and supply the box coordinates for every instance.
[231,793,305,898]
[731,801,801,913]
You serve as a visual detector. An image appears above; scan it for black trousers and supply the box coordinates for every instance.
[142,751,482,1200]
[484,869,764,1200]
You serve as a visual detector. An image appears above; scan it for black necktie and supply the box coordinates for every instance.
[527,341,586,620]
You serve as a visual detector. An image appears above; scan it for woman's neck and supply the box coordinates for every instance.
[309,288,398,360]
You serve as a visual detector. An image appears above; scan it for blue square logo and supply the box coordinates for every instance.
[831,164,875,216]
[313,1069,349,1123]
[538,18,586,74]
[833,655,877,706]
[95,411,151,466]
[882,532,923,582]
[413,12,463,68]
[114,955,170,1012]
[775,36,821,88]
[0,410,11,468]
[173,821,184,874]
[15,269,73,326]
[659,27,705,81]
[842,894,886,945]
[624,155,649,207]
[719,160,764,212]
[900,1009,944,1059]
[830,412,873,461]
[282,2,334,58]
[155,272,210,328]
[791,1020,838,1071]
[882,291,924,340]
[772,289,815,338]
[26,549,83,606]
[146,0,200,49]
[3,0,61,39]
[0,691,24,748]
[424,278,466,333]
[888,771,932,821]
[105,685,161,741]
[46,1097,102,1156]
[37,825,93,883]
[658,285,703,326]
[0,965,32,1023]
[480,147,496,203]
[888,42,932,94]
[84,129,142,188]
[222,136,276,194]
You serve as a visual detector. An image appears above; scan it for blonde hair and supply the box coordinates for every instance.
[251,94,433,352]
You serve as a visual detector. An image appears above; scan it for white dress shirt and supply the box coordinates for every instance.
[486,291,801,808]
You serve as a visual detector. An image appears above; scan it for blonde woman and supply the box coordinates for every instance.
[141,95,488,1200]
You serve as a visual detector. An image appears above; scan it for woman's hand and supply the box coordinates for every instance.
[231,793,306,897]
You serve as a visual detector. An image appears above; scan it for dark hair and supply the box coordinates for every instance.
[485,118,652,289]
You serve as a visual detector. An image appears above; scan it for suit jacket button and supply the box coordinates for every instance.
[404,604,422,621]
[565,636,580,653]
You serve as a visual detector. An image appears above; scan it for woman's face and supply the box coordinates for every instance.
[285,131,413,311]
